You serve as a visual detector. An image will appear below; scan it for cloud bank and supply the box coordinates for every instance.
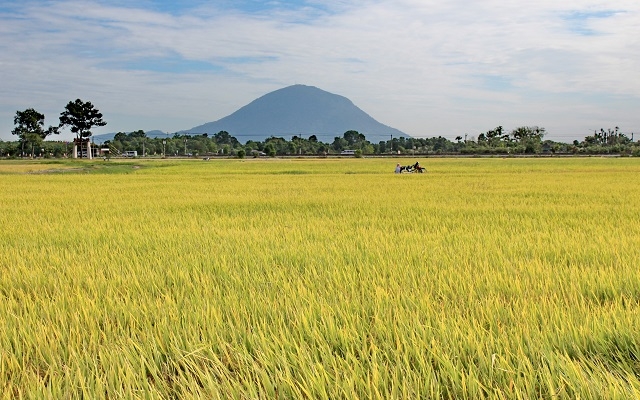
[1,0,639,141]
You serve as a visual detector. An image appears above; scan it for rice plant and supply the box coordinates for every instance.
[1,157,639,399]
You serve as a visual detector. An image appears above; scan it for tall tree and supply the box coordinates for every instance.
[510,126,546,153]
[484,126,504,147]
[12,108,58,157]
[343,130,366,146]
[58,99,107,139]
[213,131,238,146]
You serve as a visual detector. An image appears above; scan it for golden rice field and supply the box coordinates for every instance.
[1,157,639,399]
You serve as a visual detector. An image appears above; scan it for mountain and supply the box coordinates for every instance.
[182,85,409,143]
[91,85,409,144]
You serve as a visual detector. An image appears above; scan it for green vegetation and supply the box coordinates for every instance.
[11,108,59,158]
[58,99,107,140]
[100,126,636,157]
[3,127,638,158]
[1,158,639,398]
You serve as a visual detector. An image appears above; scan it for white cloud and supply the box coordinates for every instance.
[1,0,639,142]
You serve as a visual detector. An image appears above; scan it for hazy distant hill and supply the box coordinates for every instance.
[182,85,409,143]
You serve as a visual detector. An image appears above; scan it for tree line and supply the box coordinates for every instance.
[2,102,639,158]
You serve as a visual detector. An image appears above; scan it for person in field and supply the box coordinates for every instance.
[413,161,425,173]
[395,163,402,173]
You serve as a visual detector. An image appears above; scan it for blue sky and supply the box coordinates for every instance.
[1,0,639,142]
